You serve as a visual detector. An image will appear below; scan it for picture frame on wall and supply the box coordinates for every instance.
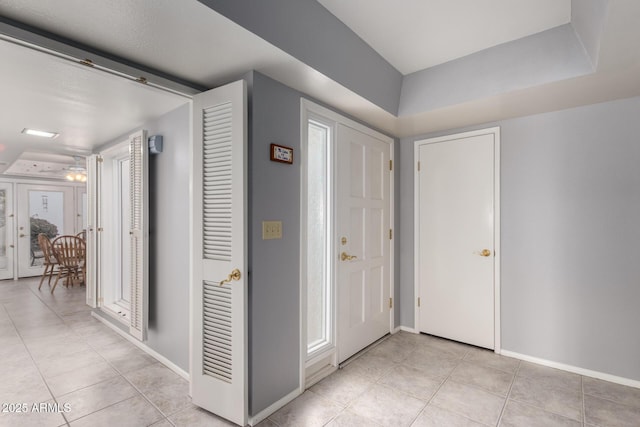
[270,143,294,164]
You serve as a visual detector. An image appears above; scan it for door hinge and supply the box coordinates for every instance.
[389,298,393,309]
[389,159,393,171]
[389,229,393,240]
[97,156,104,163]
[418,297,421,307]
[417,161,421,171]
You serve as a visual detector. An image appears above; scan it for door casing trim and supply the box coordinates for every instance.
[299,98,395,392]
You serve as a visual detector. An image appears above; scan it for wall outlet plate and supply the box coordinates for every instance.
[262,221,282,240]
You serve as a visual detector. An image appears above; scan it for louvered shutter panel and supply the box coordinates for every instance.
[191,81,247,426]
[128,130,148,341]
[203,102,233,262]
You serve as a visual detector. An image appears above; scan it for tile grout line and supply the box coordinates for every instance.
[371,339,426,427]
[398,343,475,426]
[42,283,173,421]
[56,317,175,422]
[2,296,72,426]
[582,375,586,427]
[494,357,521,426]
[24,280,173,424]
[422,347,496,427]
[506,362,591,423]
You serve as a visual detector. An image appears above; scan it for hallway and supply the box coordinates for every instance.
[1,278,639,426]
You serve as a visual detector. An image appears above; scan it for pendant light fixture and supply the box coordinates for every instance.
[66,156,87,182]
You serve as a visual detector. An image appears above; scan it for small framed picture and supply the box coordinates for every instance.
[270,143,294,164]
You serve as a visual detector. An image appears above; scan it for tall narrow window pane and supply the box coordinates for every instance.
[28,190,64,267]
[307,121,330,354]
[0,190,6,270]
[119,159,131,304]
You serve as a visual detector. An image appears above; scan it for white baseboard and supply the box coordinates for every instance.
[248,388,301,426]
[501,350,640,389]
[399,326,419,334]
[91,311,190,381]
[392,326,401,334]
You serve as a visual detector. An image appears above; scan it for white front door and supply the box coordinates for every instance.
[190,80,248,426]
[416,128,500,350]
[0,183,15,280]
[16,184,75,278]
[337,123,392,363]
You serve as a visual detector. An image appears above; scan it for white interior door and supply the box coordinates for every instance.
[416,128,499,350]
[0,183,15,280]
[337,124,391,363]
[16,184,75,278]
[190,80,247,426]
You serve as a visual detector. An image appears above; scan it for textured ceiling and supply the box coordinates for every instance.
[0,0,638,147]
[0,38,188,176]
[0,0,295,88]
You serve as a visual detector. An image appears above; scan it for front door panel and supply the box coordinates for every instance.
[337,124,391,363]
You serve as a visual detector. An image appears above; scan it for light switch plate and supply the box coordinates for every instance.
[262,221,282,240]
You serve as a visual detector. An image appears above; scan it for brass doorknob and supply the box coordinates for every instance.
[341,252,357,261]
[479,249,491,257]
[219,268,241,286]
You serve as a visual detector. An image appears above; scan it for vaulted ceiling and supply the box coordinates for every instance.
[0,0,639,177]
[318,0,572,74]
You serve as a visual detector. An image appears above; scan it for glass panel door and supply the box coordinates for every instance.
[0,183,14,280]
[16,184,75,278]
[76,186,87,234]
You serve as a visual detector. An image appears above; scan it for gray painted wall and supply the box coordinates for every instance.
[146,104,191,371]
[248,72,302,415]
[96,103,191,371]
[197,0,403,115]
[399,24,593,116]
[399,96,640,381]
[247,71,400,414]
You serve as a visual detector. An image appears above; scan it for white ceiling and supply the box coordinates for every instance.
[0,0,638,165]
[0,0,398,178]
[318,0,572,74]
[0,38,189,176]
[0,0,299,88]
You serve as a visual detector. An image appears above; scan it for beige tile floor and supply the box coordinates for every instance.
[1,278,639,426]
[0,277,232,427]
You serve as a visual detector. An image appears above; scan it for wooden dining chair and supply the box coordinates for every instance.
[36,234,58,291]
[76,230,86,241]
[51,235,86,293]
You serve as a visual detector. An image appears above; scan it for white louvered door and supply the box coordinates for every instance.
[191,81,247,426]
[128,130,148,341]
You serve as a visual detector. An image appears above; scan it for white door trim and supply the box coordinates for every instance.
[0,182,15,281]
[413,127,501,353]
[299,98,395,389]
[16,183,76,278]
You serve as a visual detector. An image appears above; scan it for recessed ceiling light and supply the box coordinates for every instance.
[21,128,59,138]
